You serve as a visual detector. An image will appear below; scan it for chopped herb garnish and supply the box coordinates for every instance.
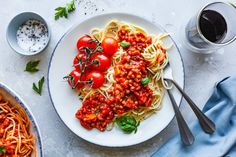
[67,0,76,13]
[25,60,40,73]
[120,41,131,48]
[0,146,6,154]
[55,0,76,20]
[141,77,150,85]
[32,76,45,95]
[94,109,100,114]
[116,116,140,134]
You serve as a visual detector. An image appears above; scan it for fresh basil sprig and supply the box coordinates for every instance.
[120,41,131,48]
[0,146,6,154]
[25,60,40,73]
[55,0,75,20]
[116,116,140,133]
[33,77,45,96]
[141,77,150,85]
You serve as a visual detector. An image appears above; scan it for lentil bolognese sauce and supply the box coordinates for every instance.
[65,20,170,133]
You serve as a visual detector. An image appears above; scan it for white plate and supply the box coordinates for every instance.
[0,82,43,156]
[48,13,184,147]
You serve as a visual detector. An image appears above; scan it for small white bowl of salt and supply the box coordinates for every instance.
[6,12,50,56]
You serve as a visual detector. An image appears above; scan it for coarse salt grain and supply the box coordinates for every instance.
[16,19,48,53]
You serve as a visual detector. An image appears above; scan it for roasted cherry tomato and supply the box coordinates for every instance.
[73,50,87,70]
[67,70,85,89]
[73,50,93,73]
[91,53,111,71]
[86,71,105,88]
[77,35,96,50]
[101,37,119,56]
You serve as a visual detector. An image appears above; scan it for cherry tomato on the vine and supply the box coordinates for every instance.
[67,70,86,89]
[77,35,97,50]
[86,71,105,88]
[73,50,88,70]
[91,53,111,71]
[101,37,119,56]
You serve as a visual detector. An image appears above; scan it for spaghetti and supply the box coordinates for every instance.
[0,94,35,157]
[73,20,170,132]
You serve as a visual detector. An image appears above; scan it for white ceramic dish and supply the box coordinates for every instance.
[48,13,184,147]
[0,82,43,156]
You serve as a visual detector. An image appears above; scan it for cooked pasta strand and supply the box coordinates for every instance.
[0,94,35,157]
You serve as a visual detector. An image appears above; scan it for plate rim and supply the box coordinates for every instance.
[47,12,185,147]
[0,82,43,156]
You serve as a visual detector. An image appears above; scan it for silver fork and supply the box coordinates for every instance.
[164,63,215,135]
[163,67,194,145]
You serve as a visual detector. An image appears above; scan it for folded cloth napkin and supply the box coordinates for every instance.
[152,76,236,157]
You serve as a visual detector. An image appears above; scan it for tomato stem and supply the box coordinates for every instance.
[72,35,103,89]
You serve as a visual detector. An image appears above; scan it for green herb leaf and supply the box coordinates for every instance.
[25,60,40,73]
[32,76,45,95]
[55,6,67,20]
[94,109,100,114]
[141,77,150,85]
[134,121,140,133]
[116,116,139,134]
[0,146,6,154]
[55,0,76,20]
[67,0,76,13]
[120,41,131,48]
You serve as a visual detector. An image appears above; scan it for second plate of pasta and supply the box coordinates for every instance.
[48,13,184,147]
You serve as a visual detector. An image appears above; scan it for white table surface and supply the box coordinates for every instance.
[1,0,236,156]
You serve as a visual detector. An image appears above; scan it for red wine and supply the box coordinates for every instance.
[199,10,227,43]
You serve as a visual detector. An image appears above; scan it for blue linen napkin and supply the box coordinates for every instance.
[152,76,236,157]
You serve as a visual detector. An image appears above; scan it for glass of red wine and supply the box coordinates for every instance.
[185,2,236,53]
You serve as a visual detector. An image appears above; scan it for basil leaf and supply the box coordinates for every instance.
[94,109,100,114]
[32,76,45,95]
[25,60,40,73]
[116,116,139,134]
[120,41,131,48]
[126,117,136,124]
[122,124,136,133]
[0,146,6,154]
[141,77,150,85]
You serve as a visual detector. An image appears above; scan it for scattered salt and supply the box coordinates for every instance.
[204,58,209,62]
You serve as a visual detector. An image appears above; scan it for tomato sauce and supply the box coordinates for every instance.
[76,94,114,131]
[118,28,152,50]
[108,30,153,115]
[0,118,17,156]
[76,28,153,131]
